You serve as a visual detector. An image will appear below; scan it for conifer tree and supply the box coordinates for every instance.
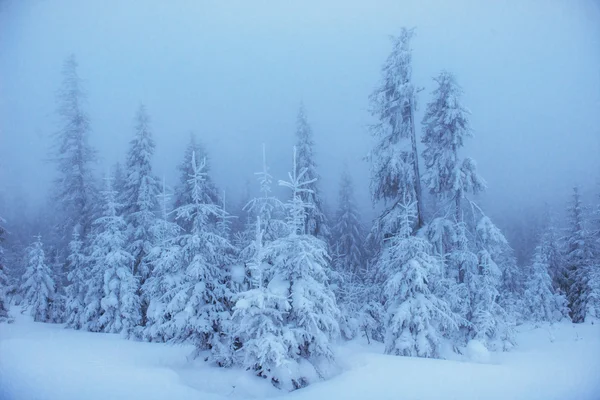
[381,201,457,358]
[369,27,423,234]
[421,71,485,222]
[83,178,140,334]
[524,244,569,323]
[20,236,55,322]
[256,147,340,389]
[0,216,13,323]
[53,54,97,244]
[173,134,220,232]
[564,187,599,322]
[294,105,330,240]
[64,228,87,329]
[122,105,160,325]
[158,153,233,359]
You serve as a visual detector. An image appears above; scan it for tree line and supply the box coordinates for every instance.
[1,28,599,390]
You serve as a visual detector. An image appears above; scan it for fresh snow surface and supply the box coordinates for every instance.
[1,308,599,400]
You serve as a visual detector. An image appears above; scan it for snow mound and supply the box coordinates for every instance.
[466,339,491,364]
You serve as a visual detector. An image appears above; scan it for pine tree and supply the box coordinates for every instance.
[158,153,234,359]
[122,105,160,326]
[232,217,291,386]
[64,228,87,329]
[173,134,220,232]
[53,54,97,244]
[368,27,423,234]
[20,236,55,322]
[380,201,457,358]
[83,178,140,334]
[257,147,340,389]
[294,105,330,240]
[0,216,13,323]
[142,178,182,342]
[524,244,569,323]
[330,164,366,339]
[421,70,485,221]
[564,187,599,322]
[331,164,365,277]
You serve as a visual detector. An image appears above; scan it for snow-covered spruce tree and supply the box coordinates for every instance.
[294,105,330,240]
[122,105,160,326]
[142,179,183,342]
[244,144,288,244]
[158,153,234,362]
[476,216,522,320]
[330,164,366,339]
[20,236,55,322]
[173,134,220,233]
[84,178,140,334]
[421,70,485,223]
[256,147,340,390]
[524,244,568,324]
[564,187,599,322]
[539,214,568,294]
[381,201,457,358]
[232,216,291,386]
[368,27,423,236]
[52,54,97,245]
[0,216,13,323]
[64,227,87,329]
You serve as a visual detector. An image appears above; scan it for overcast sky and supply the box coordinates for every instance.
[1,0,599,224]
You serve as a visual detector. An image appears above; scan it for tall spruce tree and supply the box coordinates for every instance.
[564,187,599,322]
[421,71,485,221]
[294,105,330,240]
[53,55,97,244]
[369,27,423,235]
[122,105,160,325]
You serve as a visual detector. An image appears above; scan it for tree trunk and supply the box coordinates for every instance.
[409,103,424,229]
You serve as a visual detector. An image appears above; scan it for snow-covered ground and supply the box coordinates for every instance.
[1,308,599,400]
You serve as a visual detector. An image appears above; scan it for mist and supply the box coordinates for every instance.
[1,0,600,235]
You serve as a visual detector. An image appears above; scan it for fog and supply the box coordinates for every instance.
[1,0,600,225]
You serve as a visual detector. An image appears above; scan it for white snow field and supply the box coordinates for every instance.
[1,309,599,400]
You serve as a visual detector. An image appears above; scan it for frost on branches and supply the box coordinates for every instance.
[381,202,457,358]
[234,147,340,391]
[524,244,569,324]
[154,152,234,361]
[122,105,161,326]
[86,178,140,335]
[20,236,55,322]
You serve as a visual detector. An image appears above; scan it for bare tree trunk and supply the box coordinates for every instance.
[409,103,424,229]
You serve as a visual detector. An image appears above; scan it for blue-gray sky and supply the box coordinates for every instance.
[1,0,599,223]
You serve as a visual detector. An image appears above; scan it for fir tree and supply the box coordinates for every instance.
[20,236,55,322]
[524,244,569,323]
[257,147,340,389]
[564,186,596,322]
[158,153,234,359]
[0,216,13,323]
[381,202,457,358]
[122,105,160,325]
[294,105,330,240]
[232,217,291,386]
[52,54,97,243]
[83,178,140,334]
[173,134,220,232]
[64,227,87,329]
[421,70,485,221]
[368,27,423,234]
